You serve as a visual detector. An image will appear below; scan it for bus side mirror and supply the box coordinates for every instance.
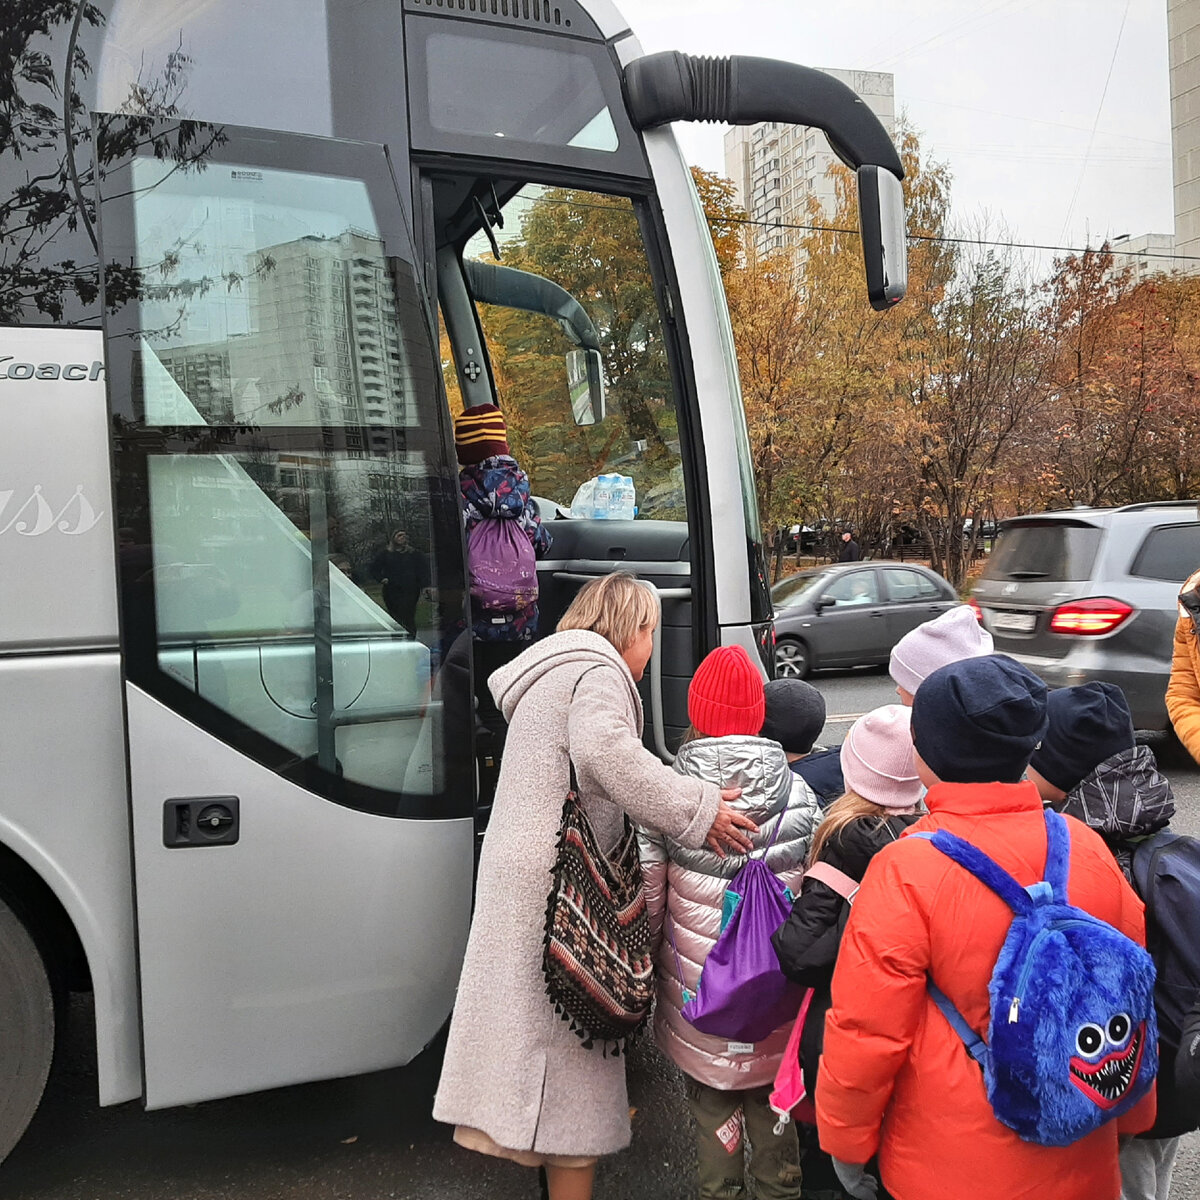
[857,165,908,311]
[567,348,606,426]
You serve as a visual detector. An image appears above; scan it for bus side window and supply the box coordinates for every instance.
[101,122,469,817]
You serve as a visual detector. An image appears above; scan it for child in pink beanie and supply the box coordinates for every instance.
[889,605,993,704]
[771,705,923,1197]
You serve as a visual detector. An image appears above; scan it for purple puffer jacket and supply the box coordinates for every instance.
[638,735,819,1090]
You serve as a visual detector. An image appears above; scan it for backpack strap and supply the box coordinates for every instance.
[804,861,860,903]
[664,918,695,1004]
[1042,808,1073,903]
[928,981,992,1071]
[908,831,1034,916]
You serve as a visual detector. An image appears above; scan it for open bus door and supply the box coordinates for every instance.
[97,117,475,1108]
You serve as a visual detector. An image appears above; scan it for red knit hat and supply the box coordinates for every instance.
[454,403,510,465]
[688,645,766,738]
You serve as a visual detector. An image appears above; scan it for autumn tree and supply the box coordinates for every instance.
[690,167,744,280]
[899,239,1051,586]
[1038,252,1200,506]
[719,125,957,570]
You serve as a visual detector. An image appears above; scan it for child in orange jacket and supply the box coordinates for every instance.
[816,655,1155,1200]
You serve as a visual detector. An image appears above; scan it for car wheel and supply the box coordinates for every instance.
[775,639,811,679]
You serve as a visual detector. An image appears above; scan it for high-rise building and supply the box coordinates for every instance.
[1169,0,1200,268]
[1104,232,1177,287]
[723,69,895,258]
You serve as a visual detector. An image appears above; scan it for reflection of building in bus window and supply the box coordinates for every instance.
[369,529,430,638]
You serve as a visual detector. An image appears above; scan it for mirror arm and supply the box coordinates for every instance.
[463,259,602,353]
[623,52,903,179]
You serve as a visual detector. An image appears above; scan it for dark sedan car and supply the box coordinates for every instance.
[771,561,960,678]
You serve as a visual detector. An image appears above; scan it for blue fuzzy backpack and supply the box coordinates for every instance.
[913,808,1158,1147]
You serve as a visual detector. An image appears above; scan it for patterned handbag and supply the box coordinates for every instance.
[542,761,654,1053]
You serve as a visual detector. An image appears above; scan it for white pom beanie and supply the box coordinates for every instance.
[840,704,923,810]
[889,605,994,697]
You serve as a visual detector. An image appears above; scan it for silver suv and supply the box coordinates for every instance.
[971,502,1200,729]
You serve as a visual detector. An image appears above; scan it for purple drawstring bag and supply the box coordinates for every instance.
[669,815,803,1044]
[467,517,538,612]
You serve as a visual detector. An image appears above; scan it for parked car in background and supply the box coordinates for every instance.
[970,501,1200,729]
[772,561,959,678]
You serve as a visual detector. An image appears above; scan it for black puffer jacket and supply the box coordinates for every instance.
[1055,745,1195,1138]
[771,812,920,1093]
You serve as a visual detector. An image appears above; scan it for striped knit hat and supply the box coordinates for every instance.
[454,404,510,465]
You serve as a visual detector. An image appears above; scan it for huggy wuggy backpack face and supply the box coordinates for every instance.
[915,809,1158,1147]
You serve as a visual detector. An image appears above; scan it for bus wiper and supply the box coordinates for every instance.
[472,196,502,261]
[1005,571,1049,579]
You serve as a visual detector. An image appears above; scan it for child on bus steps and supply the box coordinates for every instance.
[639,645,820,1200]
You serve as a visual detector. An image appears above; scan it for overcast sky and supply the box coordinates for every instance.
[626,0,1174,261]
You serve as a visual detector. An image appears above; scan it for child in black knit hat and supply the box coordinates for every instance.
[760,678,844,807]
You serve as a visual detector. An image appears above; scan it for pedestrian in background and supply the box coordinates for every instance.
[369,528,428,637]
[837,531,861,563]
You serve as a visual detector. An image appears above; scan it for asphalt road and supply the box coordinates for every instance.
[3,667,1197,1200]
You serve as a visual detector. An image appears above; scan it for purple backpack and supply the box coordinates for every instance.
[467,517,538,612]
[669,815,803,1043]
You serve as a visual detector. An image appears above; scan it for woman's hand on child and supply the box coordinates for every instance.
[705,790,757,857]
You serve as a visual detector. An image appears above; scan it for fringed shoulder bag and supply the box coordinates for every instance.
[542,672,653,1053]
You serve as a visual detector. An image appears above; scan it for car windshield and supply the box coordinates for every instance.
[772,572,824,608]
[983,522,1102,582]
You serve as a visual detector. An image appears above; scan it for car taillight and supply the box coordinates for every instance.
[1049,597,1134,636]
[967,597,984,623]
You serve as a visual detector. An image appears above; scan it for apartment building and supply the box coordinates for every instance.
[723,69,895,257]
[1169,0,1200,268]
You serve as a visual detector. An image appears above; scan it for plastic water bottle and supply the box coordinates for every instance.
[616,476,636,520]
[593,474,614,519]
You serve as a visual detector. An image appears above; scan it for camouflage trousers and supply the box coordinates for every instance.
[684,1079,803,1199]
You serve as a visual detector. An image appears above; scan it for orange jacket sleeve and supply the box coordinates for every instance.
[1166,613,1200,764]
[816,843,931,1164]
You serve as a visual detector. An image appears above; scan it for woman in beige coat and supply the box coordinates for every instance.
[434,573,756,1200]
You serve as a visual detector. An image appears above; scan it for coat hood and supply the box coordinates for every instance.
[489,628,640,727]
[1059,743,1175,845]
[673,735,793,822]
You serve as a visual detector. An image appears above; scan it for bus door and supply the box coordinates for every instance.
[430,176,711,761]
[97,118,474,1108]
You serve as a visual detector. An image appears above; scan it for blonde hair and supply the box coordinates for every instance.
[808,790,896,868]
[558,571,658,654]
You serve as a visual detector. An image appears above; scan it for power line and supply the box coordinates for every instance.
[523,193,1200,264]
[721,212,1200,263]
[1059,0,1132,241]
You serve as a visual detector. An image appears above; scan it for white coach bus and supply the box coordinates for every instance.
[0,0,906,1158]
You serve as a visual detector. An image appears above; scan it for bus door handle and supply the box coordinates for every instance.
[641,582,691,764]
